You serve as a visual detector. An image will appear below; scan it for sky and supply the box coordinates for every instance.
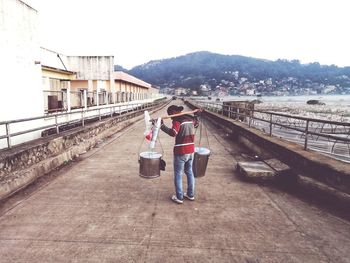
[25,0,350,69]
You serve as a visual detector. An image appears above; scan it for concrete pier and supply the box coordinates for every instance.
[0,102,349,262]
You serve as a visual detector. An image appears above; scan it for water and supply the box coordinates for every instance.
[199,94,350,122]
[220,94,350,104]
[193,94,350,162]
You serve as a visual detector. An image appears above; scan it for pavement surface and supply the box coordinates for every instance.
[0,101,349,263]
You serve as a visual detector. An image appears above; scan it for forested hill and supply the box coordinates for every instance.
[120,51,350,93]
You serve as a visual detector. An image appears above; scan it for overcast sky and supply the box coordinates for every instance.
[26,0,350,69]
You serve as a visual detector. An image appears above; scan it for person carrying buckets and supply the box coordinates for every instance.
[160,105,201,204]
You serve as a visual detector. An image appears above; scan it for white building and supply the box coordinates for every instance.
[246,88,256,96]
[324,85,336,94]
[0,0,43,122]
[0,0,161,149]
[0,0,44,148]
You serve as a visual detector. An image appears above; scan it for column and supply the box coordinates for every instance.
[83,90,87,110]
[67,81,71,112]
[88,79,94,106]
[110,76,116,104]
[96,81,100,106]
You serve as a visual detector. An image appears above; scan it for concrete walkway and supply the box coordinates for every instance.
[0,102,349,262]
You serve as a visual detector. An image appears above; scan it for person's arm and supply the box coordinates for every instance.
[161,120,180,137]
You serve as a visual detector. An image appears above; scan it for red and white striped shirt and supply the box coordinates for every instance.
[161,114,199,155]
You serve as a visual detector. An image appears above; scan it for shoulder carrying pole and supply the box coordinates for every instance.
[161,109,200,119]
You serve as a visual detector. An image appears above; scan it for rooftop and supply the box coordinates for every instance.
[0,102,349,262]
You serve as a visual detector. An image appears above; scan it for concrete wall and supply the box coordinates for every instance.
[0,100,170,200]
[70,80,88,91]
[67,56,114,80]
[0,0,44,148]
[185,101,350,196]
[0,112,142,200]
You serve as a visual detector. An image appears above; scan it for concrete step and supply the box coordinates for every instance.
[236,161,276,180]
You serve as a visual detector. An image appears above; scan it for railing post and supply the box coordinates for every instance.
[304,120,309,150]
[269,113,273,136]
[249,109,253,128]
[5,123,11,148]
[55,115,59,134]
[82,110,85,127]
[83,90,87,110]
[99,109,101,121]
[67,82,71,112]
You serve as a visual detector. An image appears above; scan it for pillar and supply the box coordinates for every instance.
[67,81,71,112]
[83,89,87,110]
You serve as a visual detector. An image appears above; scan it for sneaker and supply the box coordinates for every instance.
[184,193,195,201]
[171,195,183,204]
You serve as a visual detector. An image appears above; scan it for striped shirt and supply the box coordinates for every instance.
[161,114,199,155]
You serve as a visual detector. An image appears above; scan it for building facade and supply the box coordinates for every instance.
[0,0,161,149]
[40,49,156,113]
[0,0,43,122]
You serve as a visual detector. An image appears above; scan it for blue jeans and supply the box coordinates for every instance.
[173,153,195,200]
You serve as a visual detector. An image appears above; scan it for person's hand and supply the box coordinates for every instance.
[194,108,203,116]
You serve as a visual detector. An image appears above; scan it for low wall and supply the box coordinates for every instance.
[186,101,350,195]
[0,103,168,200]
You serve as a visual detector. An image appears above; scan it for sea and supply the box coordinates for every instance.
[193,94,350,162]
[195,94,350,122]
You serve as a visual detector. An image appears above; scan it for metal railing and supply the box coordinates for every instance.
[43,90,158,113]
[193,100,350,163]
[0,100,167,150]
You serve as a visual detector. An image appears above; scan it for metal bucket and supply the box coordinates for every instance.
[139,151,162,179]
[193,147,210,178]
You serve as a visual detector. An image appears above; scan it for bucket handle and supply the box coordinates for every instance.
[137,130,165,161]
[196,112,211,152]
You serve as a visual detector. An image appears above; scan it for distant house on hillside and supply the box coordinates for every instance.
[174,87,187,96]
[246,88,256,96]
[200,84,210,96]
[323,85,337,94]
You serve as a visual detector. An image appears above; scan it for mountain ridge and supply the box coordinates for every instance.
[115,51,350,95]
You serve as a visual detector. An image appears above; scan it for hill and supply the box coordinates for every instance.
[126,51,350,95]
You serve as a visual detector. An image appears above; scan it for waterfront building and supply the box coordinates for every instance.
[0,0,43,122]
[0,0,159,148]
